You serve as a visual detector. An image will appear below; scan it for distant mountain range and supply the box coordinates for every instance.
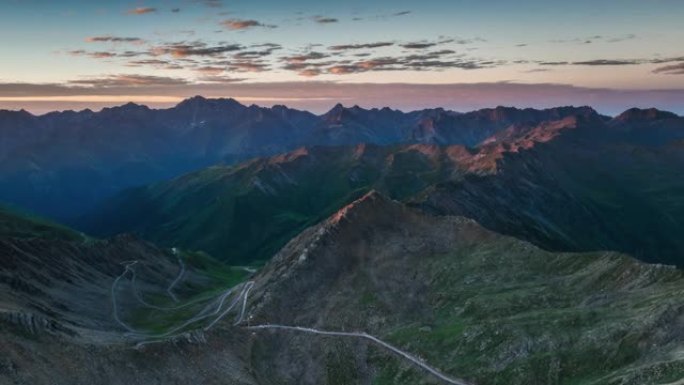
[0,98,619,220]
[77,106,684,266]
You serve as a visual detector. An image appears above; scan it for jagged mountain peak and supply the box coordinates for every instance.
[322,103,349,119]
[614,107,679,123]
[0,108,35,119]
[327,190,392,225]
[99,102,150,116]
[174,95,245,111]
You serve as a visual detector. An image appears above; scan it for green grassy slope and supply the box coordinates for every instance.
[0,205,84,241]
[248,193,684,385]
[82,144,464,264]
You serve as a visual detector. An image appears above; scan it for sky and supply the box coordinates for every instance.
[1,0,683,114]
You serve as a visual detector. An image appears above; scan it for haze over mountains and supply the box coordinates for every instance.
[2,98,684,384]
[45,99,680,267]
[0,98,617,220]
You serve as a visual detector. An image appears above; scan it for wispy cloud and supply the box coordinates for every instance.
[221,19,276,30]
[127,7,157,15]
[151,42,243,57]
[68,50,118,59]
[68,74,188,87]
[401,42,438,49]
[313,16,339,24]
[573,59,641,66]
[85,36,145,44]
[653,63,684,75]
[329,42,394,51]
[550,34,638,45]
[283,51,329,63]
[192,0,223,8]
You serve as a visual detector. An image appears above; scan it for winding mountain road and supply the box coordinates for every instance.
[166,248,185,302]
[111,259,470,385]
[110,261,141,333]
[246,324,472,385]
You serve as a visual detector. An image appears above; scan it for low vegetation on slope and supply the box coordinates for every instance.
[246,192,684,385]
[81,144,470,264]
[0,207,243,340]
[0,205,83,241]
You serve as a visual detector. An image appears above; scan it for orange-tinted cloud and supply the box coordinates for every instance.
[128,7,157,15]
[221,19,275,30]
[69,74,188,87]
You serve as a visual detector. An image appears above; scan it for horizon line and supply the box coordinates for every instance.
[0,96,679,119]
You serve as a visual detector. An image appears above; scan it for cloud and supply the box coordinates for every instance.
[68,50,118,59]
[653,63,684,75]
[522,68,551,73]
[535,56,683,69]
[68,75,188,87]
[171,8,181,13]
[328,65,363,74]
[329,42,394,51]
[227,61,269,72]
[234,49,280,59]
[151,42,243,57]
[572,59,641,66]
[85,36,144,44]
[538,61,569,66]
[221,19,276,30]
[192,0,223,8]
[126,59,183,70]
[298,69,323,77]
[401,42,440,49]
[290,52,499,76]
[277,43,502,77]
[606,34,637,43]
[196,75,245,84]
[195,66,225,76]
[283,52,329,63]
[393,11,412,16]
[313,16,339,24]
[128,7,157,15]
[651,56,684,64]
[550,34,638,45]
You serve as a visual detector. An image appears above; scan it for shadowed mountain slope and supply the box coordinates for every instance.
[80,143,471,264]
[82,109,684,265]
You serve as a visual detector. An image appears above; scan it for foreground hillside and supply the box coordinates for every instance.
[0,206,250,337]
[6,193,684,384]
[244,192,684,385]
